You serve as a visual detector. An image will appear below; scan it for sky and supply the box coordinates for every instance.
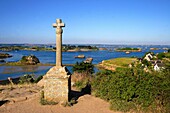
[0,0,170,45]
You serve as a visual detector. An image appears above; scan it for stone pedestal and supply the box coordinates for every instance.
[43,66,71,103]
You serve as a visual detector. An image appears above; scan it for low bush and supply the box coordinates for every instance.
[157,53,165,59]
[19,74,35,84]
[19,74,44,84]
[72,62,94,74]
[92,67,170,112]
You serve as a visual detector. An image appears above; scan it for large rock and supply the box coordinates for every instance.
[20,55,40,65]
[0,59,5,62]
[0,53,12,59]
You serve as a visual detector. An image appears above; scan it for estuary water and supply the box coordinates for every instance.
[0,45,169,80]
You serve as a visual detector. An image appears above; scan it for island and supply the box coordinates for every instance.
[0,53,12,59]
[63,45,99,52]
[1,55,40,66]
[114,47,142,52]
[0,44,99,52]
[150,48,159,50]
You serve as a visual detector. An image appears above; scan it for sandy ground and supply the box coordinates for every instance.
[0,84,121,113]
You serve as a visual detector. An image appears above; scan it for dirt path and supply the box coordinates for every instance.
[0,94,122,113]
[0,84,122,113]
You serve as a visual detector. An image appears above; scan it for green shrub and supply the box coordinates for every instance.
[72,62,94,74]
[19,74,35,84]
[92,67,170,112]
[20,56,27,62]
[157,53,165,59]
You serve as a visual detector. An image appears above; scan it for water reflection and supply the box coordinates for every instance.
[0,66,52,80]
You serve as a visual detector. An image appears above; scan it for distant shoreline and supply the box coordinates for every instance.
[1,43,170,46]
[0,44,99,52]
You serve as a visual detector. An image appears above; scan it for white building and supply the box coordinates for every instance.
[154,63,165,71]
[144,53,153,61]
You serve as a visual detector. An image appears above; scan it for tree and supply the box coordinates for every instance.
[157,53,165,59]
[72,61,94,74]
[168,49,170,53]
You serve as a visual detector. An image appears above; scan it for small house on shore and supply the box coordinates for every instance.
[144,53,153,61]
[154,63,165,71]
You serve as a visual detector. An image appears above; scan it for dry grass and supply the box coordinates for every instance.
[71,72,89,83]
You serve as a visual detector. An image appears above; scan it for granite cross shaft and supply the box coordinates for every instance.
[53,19,65,68]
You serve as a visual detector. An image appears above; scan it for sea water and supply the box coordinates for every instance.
[0,45,169,80]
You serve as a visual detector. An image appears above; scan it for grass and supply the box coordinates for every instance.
[165,52,170,58]
[102,57,137,68]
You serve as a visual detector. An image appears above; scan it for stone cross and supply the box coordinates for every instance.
[41,19,71,104]
[53,19,65,67]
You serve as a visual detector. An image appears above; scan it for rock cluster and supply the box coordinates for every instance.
[0,59,5,62]
[0,53,12,59]
[20,55,40,65]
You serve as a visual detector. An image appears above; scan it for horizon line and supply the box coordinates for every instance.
[0,43,170,46]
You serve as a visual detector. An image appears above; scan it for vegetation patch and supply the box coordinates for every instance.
[92,66,170,112]
[19,74,35,84]
[72,62,94,91]
[99,57,137,71]
[18,74,44,84]
[72,62,94,74]
[104,57,136,66]
[115,47,141,52]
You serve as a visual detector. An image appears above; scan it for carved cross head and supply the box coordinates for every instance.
[53,19,65,29]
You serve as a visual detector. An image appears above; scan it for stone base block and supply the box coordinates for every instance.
[43,66,71,103]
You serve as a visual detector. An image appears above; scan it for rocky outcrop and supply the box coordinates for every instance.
[20,55,40,65]
[0,59,5,62]
[0,53,12,59]
[75,55,85,58]
[84,57,93,63]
